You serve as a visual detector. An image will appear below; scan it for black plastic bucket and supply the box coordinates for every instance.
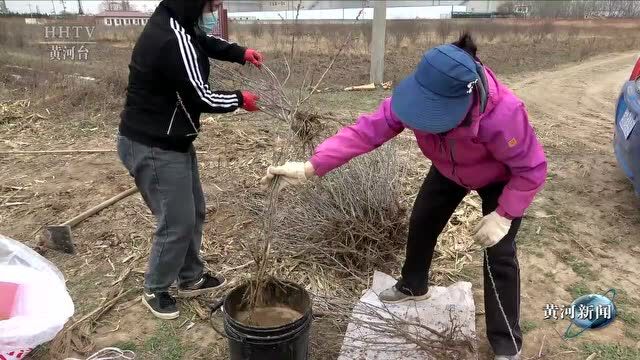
[218,281,312,360]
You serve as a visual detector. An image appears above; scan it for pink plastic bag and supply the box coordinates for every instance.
[0,348,32,360]
[0,282,19,321]
[0,235,74,355]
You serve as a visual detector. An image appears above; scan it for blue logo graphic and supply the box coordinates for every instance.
[564,289,617,338]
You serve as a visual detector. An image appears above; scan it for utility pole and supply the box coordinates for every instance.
[78,0,84,15]
[369,0,386,84]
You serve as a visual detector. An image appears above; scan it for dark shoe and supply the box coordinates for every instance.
[495,350,521,360]
[378,282,430,304]
[142,291,179,320]
[177,273,226,298]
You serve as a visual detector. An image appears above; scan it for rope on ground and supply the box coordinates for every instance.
[64,347,135,360]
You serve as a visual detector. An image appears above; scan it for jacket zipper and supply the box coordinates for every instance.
[439,135,470,189]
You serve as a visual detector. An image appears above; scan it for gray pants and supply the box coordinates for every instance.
[117,135,205,293]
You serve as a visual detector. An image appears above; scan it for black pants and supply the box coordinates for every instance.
[399,167,522,356]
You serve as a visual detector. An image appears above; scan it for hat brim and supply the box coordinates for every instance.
[391,72,472,134]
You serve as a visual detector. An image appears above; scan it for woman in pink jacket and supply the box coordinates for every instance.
[262,34,546,360]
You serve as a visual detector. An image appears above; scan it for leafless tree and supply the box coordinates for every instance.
[524,0,640,18]
[100,0,134,12]
[120,0,132,11]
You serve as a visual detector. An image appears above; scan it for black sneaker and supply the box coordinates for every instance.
[142,291,180,320]
[177,273,226,298]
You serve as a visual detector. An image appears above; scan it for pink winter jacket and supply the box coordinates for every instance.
[309,67,547,218]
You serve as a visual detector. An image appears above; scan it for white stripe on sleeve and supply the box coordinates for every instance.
[169,19,238,108]
[206,33,233,44]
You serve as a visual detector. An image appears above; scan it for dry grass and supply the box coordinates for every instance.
[49,255,144,357]
[94,25,142,43]
[229,18,640,86]
[430,196,482,284]
[266,145,407,283]
[0,37,128,145]
[230,18,640,50]
[3,16,638,89]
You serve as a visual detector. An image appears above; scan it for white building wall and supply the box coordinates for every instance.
[229,5,467,21]
[225,0,502,13]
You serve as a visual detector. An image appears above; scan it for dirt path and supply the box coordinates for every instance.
[490,52,640,359]
[512,52,637,155]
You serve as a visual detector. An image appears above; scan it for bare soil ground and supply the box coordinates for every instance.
[1,18,639,360]
[480,51,640,359]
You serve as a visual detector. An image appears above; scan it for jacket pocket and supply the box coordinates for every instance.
[117,136,134,176]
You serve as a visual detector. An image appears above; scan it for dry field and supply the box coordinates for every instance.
[1,16,640,359]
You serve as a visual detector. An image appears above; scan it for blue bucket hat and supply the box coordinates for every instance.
[391,44,480,134]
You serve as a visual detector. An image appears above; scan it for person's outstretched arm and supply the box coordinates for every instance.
[309,97,404,176]
[195,31,264,68]
[262,97,405,189]
[195,31,245,63]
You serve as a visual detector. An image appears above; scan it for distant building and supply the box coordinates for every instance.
[95,11,151,26]
[224,0,503,13]
[25,18,48,24]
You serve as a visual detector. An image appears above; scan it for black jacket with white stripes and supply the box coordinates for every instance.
[119,0,246,152]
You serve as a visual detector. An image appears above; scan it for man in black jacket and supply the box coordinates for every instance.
[117,0,262,319]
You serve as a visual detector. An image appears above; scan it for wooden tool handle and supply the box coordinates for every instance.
[63,186,138,227]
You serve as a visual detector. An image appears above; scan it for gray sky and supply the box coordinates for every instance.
[6,1,161,14]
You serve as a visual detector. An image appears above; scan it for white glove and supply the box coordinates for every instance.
[472,211,511,248]
[260,161,309,192]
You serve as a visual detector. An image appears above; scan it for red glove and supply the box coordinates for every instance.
[243,49,264,68]
[241,91,260,112]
